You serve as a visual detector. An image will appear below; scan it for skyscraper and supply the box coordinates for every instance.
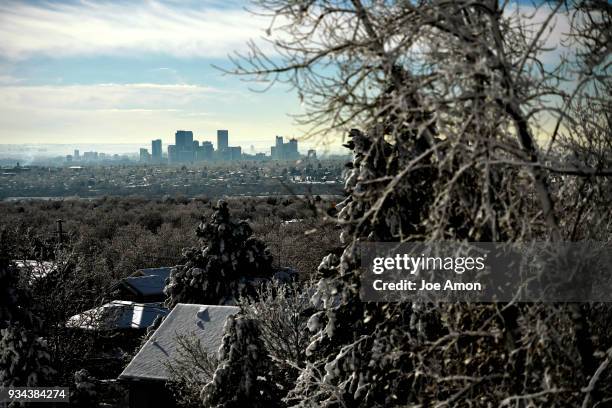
[175,131,193,150]
[83,151,98,161]
[270,136,300,160]
[272,136,284,159]
[139,148,150,163]
[230,146,242,160]
[288,138,298,158]
[152,139,162,163]
[175,130,194,162]
[197,141,214,161]
[168,145,177,163]
[217,130,229,152]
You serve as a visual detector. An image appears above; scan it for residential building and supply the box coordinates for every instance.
[119,304,240,408]
[110,267,173,303]
[66,300,168,331]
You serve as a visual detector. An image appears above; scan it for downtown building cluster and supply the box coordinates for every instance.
[271,136,300,160]
[140,130,242,164]
[140,130,314,164]
[66,149,130,163]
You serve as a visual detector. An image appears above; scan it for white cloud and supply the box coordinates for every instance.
[0,86,230,145]
[0,81,302,146]
[0,74,22,85]
[0,83,233,111]
[0,0,271,60]
[0,82,241,143]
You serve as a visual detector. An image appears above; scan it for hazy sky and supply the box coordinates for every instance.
[0,0,334,153]
[0,1,571,153]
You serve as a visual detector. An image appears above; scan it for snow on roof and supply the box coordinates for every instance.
[124,275,168,297]
[131,267,173,279]
[116,267,173,297]
[119,304,239,382]
[66,300,168,331]
[281,218,303,225]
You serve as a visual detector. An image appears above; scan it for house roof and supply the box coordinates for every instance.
[66,300,169,331]
[113,267,173,297]
[119,304,239,382]
[131,267,173,279]
[124,275,168,296]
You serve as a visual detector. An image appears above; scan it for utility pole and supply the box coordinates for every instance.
[56,219,65,246]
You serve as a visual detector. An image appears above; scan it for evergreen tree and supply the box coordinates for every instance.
[201,315,282,408]
[164,200,274,307]
[70,369,99,408]
[0,229,54,388]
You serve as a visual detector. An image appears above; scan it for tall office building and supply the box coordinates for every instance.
[175,130,194,162]
[288,138,298,158]
[217,130,229,152]
[196,141,214,161]
[270,136,300,160]
[230,146,242,161]
[168,145,177,163]
[151,139,162,163]
[83,151,98,161]
[139,148,150,163]
[175,130,193,150]
[74,149,80,160]
[202,141,214,152]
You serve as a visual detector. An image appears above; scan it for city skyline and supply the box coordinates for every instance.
[55,130,326,165]
[0,0,342,152]
[140,130,306,163]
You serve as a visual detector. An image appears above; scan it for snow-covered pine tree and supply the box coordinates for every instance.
[224,1,612,405]
[0,229,54,388]
[70,369,98,408]
[164,200,274,307]
[201,314,282,408]
[287,127,608,407]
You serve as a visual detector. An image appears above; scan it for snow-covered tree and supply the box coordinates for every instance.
[0,229,54,388]
[201,315,282,408]
[224,1,612,406]
[70,369,98,408]
[164,200,274,307]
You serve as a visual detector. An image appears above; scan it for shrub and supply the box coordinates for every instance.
[238,281,314,384]
[166,334,218,408]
